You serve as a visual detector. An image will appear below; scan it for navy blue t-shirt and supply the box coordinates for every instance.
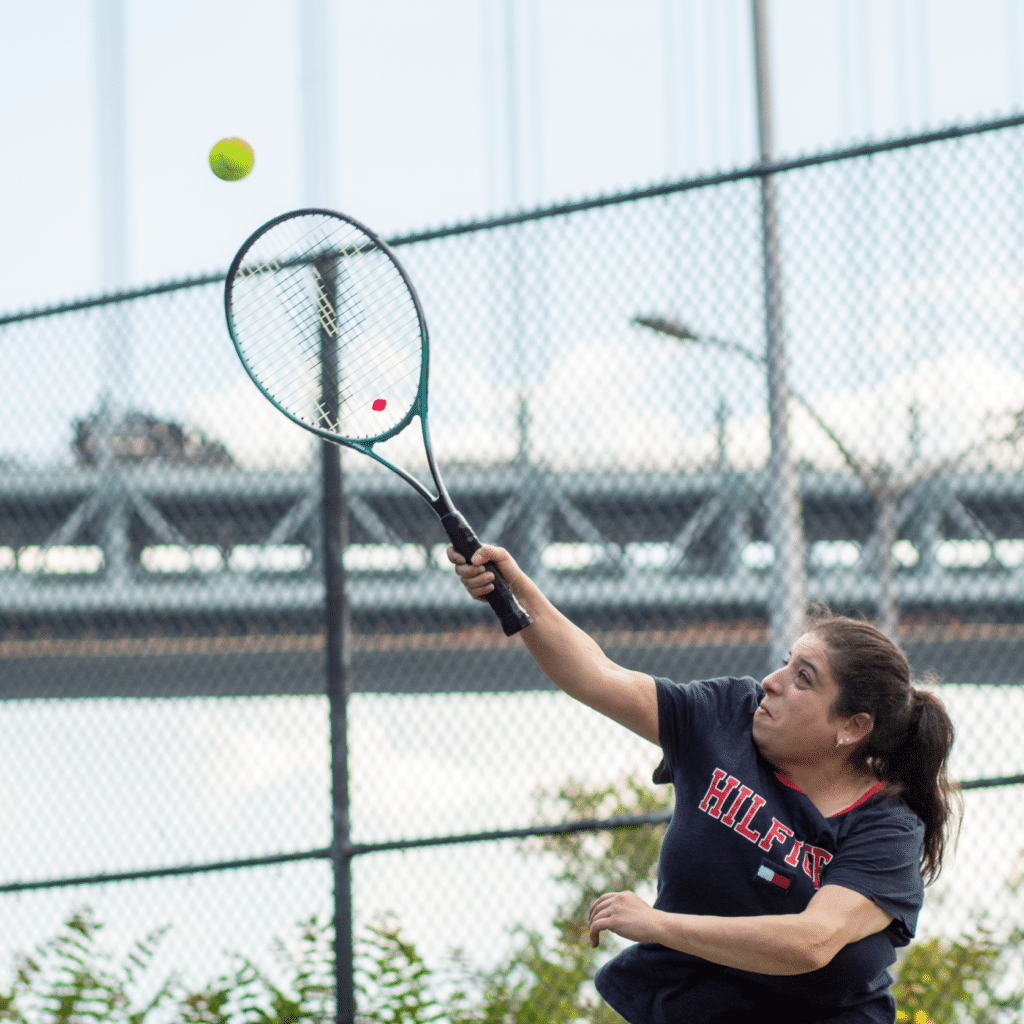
[595,676,925,1024]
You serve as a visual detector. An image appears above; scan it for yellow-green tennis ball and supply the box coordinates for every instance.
[209,137,255,181]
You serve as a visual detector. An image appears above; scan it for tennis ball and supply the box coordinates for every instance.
[209,137,255,181]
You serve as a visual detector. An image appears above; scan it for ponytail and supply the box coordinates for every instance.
[870,685,961,884]
[808,614,962,884]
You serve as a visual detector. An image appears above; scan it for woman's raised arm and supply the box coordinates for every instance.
[449,544,660,745]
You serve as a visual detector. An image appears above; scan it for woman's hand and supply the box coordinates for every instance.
[587,891,662,948]
[446,543,520,602]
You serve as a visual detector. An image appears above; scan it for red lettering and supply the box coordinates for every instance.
[697,772,808,866]
[810,847,833,888]
[734,794,767,842]
[803,846,834,888]
[721,785,754,827]
[758,818,795,853]
[699,769,741,820]
[784,841,804,868]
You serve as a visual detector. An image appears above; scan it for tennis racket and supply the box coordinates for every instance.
[224,208,532,637]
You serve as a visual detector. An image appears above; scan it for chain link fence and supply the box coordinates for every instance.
[1,114,1024,1021]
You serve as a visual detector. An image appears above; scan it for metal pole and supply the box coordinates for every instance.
[95,0,128,295]
[751,0,806,670]
[299,0,336,208]
[504,0,530,467]
[876,487,899,640]
[300,8,348,1013]
[94,0,131,582]
[316,255,354,1024]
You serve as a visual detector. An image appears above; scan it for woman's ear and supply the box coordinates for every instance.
[842,712,874,746]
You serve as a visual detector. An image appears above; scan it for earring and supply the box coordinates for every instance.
[836,737,848,747]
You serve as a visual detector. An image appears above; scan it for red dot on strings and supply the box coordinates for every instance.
[372,398,387,412]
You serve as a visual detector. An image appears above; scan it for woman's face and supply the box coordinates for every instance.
[752,631,848,766]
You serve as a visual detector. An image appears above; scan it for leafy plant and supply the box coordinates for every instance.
[180,914,334,1024]
[0,908,173,1023]
[893,851,1024,1024]
[893,935,1001,1024]
[0,909,335,1024]
[354,912,459,1023]
[438,774,671,1023]
[538,777,669,913]
[0,777,666,1023]
[892,926,1024,1024]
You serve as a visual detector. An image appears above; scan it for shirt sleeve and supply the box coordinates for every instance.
[652,676,761,785]
[824,800,925,945]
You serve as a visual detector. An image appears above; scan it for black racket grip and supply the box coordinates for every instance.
[441,512,532,636]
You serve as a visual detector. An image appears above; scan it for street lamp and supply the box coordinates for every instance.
[635,315,1015,640]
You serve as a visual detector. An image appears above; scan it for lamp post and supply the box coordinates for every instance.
[753,0,806,667]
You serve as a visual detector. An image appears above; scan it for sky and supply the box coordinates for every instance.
[1,0,1023,314]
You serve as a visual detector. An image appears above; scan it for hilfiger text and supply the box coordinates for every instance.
[698,767,833,888]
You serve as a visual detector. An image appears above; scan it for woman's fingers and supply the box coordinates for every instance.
[446,544,515,600]
[587,891,657,947]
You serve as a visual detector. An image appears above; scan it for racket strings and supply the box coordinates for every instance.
[245,271,417,427]
[333,265,421,414]
[229,213,425,442]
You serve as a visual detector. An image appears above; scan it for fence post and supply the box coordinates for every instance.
[316,254,355,1024]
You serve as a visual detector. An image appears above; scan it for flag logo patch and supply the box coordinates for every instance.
[757,864,792,889]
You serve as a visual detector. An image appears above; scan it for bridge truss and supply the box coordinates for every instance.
[3,461,1023,633]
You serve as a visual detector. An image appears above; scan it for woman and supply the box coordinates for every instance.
[449,543,960,1024]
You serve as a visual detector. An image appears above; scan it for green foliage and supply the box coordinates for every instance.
[0,909,333,1024]
[532,776,671,930]
[6,778,1023,1023]
[460,928,625,1024]
[0,908,173,1024]
[892,925,1024,1024]
[893,851,1024,1024]
[180,915,334,1024]
[893,934,1001,1024]
[0,774,665,1023]
[354,912,467,1023]
[348,773,671,1023]
[416,774,671,1024]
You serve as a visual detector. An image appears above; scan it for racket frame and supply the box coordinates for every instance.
[224,207,532,636]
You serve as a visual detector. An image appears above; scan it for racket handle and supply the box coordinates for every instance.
[441,512,533,636]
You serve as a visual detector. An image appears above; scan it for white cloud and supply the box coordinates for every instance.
[713,344,1024,473]
[191,339,1024,477]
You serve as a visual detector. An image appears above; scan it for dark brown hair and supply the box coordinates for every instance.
[807,614,961,884]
